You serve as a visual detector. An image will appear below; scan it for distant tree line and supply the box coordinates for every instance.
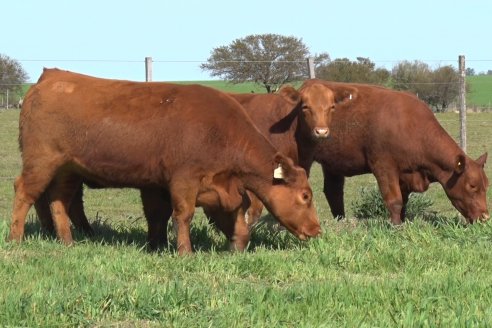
[313,58,462,112]
[202,34,476,112]
[465,67,492,76]
[2,34,485,112]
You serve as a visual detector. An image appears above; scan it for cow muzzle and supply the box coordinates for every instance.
[468,212,489,223]
[479,212,490,222]
[299,224,322,240]
[313,127,330,138]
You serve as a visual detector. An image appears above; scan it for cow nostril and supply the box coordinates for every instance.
[314,128,329,137]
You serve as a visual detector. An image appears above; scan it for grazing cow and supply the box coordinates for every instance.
[9,68,321,254]
[207,85,355,248]
[303,79,489,224]
[34,82,352,250]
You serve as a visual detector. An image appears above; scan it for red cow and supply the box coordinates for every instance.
[304,79,489,224]
[34,81,352,250]
[10,68,321,254]
[207,85,354,249]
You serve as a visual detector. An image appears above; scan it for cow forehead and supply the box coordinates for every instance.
[301,84,335,106]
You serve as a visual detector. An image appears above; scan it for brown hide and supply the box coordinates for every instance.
[304,79,489,223]
[35,81,342,251]
[11,68,320,253]
[199,83,353,247]
[224,84,352,220]
[35,81,349,250]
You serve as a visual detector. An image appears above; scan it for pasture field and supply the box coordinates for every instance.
[0,108,492,327]
[467,75,492,109]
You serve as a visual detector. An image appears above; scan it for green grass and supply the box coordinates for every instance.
[20,76,492,109]
[172,80,268,94]
[1,109,492,326]
[467,75,492,109]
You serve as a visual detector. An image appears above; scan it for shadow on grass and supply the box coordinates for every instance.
[21,213,304,254]
[22,214,150,249]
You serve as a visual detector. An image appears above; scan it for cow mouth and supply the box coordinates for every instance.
[466,212,489,223]
[476,213,490,223]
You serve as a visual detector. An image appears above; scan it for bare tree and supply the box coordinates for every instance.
[201,34,328,93]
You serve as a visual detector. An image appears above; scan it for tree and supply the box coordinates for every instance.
[465,67,475,76]
[201,34,326,93]
[315,57,390,85]
[0,54,28,107]
[392,60,433,101]
[429,65,460,112]
[392,61,460,112]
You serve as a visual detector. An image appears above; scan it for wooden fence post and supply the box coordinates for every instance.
[458,55,467,152]
[145,57,153,82]
[307,57,315,79]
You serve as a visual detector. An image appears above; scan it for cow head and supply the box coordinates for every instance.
[261,153,321,240]
[444,152,489,223]
[280,82,355,140]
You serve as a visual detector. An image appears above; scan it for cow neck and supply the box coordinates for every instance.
[423,126,465,185]
[294,123,318,171]
[237,142,279,199]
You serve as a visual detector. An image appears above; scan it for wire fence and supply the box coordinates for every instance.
[1,57,491,110]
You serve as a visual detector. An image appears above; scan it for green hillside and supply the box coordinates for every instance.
[19,76,492,109]
[467,75,492,109]
[173,80,267,93]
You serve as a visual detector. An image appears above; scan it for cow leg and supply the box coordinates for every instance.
[68,183,94,236]
[400,190,410,222]
[206,192,252,252]
[207,208,250,252]
[140,188,172,250]
[230,208,250,252]
[322,167,346,220]
[9,176,36,242]
[169,182,198,255]
[34,189,55,234]
[373,168,404,225]
[245,192,263,228]
[35,182,94,236]
[206,209,237,248]
[9,156,64,242]
[48,173,82,245]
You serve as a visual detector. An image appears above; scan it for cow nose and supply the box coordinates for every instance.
[302,224,322,238]
[314,127,330,138]
[481,212,490,222]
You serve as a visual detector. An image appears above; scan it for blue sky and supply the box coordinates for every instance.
[4,0,492,82]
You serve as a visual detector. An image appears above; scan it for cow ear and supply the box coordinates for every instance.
[278,85,301,105]
[273,153,296,183]
[476,152,488,168]
[334,86,358,105]
[454,154,466,175]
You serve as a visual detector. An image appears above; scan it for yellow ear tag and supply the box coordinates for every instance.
[273,164,284,179]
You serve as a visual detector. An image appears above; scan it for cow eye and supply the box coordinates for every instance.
[302,192,310,201]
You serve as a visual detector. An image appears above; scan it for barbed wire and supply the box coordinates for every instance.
[16,58,492,64]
